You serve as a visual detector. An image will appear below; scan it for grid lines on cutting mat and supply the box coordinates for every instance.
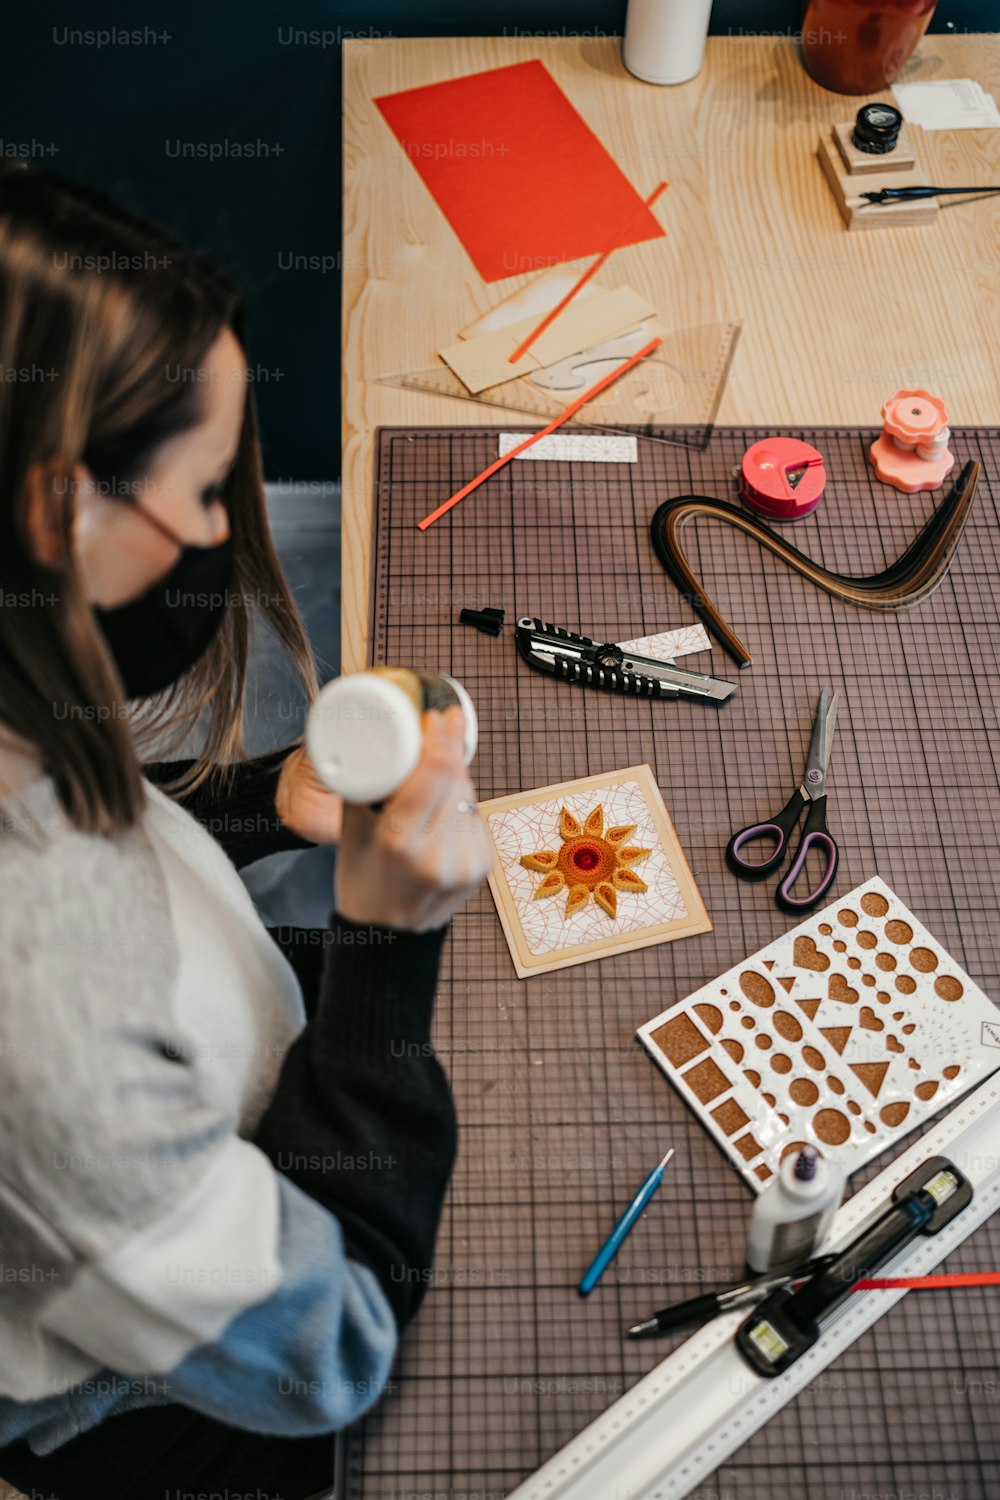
[346,425,1000,1500]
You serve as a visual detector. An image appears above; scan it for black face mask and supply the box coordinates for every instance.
[94,509,234,700]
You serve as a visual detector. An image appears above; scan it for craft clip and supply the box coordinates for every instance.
[515,617,736,705]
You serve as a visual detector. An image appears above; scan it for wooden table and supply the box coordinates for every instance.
[341,34,1000,671]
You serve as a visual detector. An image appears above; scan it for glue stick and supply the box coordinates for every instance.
[305,667,478,804]
[746,1146,845,1275]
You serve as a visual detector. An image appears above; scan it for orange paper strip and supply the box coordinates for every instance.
[416,335,662,531]
[854,1271,1000,1290]
[508,182,668,365]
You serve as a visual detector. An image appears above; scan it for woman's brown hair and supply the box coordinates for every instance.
[0,164,317,834]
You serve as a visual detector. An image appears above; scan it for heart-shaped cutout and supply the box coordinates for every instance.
[902,1024,915,1035]
[829,973,858,1005]
[908,1058,921,1070]
[859,1005,883,1032]
[886,1034,904,1053]
[794,936,830,972]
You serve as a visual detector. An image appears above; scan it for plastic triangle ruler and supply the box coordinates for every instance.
[504,1067,1000,1500]
[375,322,741,451]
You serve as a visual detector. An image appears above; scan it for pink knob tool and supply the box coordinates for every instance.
[869,389,954,493]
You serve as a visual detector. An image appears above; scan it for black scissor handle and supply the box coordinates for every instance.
[726,787,807,881]
[775,796,839,914]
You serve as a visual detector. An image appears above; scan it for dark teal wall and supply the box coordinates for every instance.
[1,3,994,481]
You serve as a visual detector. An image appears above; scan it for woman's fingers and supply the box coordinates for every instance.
[378,708,467,851]
[333,706,491,932]
[422,770,492,884]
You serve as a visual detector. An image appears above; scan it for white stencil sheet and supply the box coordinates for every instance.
[638,877,1000,1191]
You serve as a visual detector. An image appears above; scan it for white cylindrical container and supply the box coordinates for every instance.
[305,667,477,805]
[746,1145,846,1275]
[622,0,714,86]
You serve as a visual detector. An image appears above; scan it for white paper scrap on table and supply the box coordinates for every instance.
[893,78,1000,130]
[497,433,638,463]
[618,624,712,661]
[460,270,607,339]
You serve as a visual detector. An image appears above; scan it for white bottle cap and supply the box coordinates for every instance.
[778,1145,829,1200]
[306,674,422,804]
[442,673,479,765]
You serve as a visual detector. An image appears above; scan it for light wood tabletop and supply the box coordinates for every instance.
[341,34,1000,672]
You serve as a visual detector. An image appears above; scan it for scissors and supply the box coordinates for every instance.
[726,688,840,913]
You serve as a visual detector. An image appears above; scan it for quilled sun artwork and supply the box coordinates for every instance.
[519,805,651,920]
[478,766,711,978]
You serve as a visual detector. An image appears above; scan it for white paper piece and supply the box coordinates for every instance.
[460,270,607,339]
[893,79,1000,130]
[617,624,712,661]
[497,433,637,463]
[638,876,1000,1193]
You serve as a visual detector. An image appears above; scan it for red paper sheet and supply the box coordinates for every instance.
[374,59,666,283]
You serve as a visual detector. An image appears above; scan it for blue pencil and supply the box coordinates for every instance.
[578,1149,675,1297]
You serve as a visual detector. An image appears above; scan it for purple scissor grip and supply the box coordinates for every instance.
[731,823,785,865]
[778,832,837,906]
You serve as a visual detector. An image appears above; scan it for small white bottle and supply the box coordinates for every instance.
[622,0,715,87]
[305,667,477,805]
[746,1146,845,1275]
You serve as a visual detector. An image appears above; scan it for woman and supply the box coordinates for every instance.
[0,163,491,1500]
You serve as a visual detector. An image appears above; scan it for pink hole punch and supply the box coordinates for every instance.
[869,389,955,494]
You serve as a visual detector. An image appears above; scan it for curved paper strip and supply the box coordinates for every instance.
[565,884,590,918]
[520,850,559,872]
[649,460,980,667]
[606,823,637,846]
[560,807,582,839]
[532,870,565,900]
[584,806,604,836]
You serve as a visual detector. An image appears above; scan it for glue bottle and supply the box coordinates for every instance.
[746,1146,845,1275]
[622,0,714,86]
[305,667,478,804]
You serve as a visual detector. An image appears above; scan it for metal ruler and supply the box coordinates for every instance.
[505,1069,1000,1500]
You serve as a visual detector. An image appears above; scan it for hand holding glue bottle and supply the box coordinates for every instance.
[300,668,491,932]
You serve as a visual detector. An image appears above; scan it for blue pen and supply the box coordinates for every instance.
[579,1149,675,1297]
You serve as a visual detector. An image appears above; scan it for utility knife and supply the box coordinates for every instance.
[515,618,736,705]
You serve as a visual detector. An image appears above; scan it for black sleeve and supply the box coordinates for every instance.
[144,747,316,868]
[252,913,455,1331]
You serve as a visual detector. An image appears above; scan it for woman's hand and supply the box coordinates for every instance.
[275,744,344,847]
[334,706,492,933]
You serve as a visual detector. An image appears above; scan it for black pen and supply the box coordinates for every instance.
[627,1255,837,1338]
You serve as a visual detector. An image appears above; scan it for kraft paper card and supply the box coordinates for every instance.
[439,286,657,393]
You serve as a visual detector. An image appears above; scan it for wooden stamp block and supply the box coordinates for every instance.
[818,129,938,230]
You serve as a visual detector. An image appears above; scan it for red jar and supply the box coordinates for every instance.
[801,0,938,95]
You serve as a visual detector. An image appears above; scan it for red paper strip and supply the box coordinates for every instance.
[375,60,666,284]
[854,1272,1000,1290]
[416,336,662,531]
[508,182,669,364]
